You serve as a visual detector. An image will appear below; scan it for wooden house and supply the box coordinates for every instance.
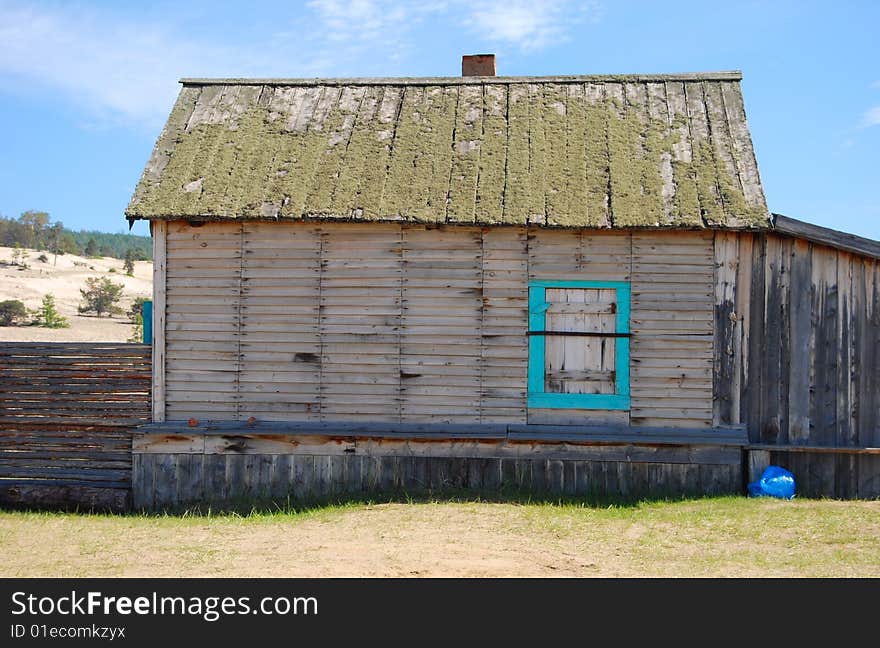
[126,60,880,507]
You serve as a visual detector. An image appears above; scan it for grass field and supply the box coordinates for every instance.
[1,496,878,577]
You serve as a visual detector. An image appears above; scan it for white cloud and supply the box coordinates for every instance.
[465,1,602,51]
[307,0,601,54]
[862,106,880,127]
[0,1,602,130]
[0,3,328,130]
[302,0,450,68]
[307,0,447,44]
[0,5,201,128]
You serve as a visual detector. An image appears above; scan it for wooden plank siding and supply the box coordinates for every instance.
[151,220,167,422]
[631,231,715,427]
[133,429,743,510]
[135,451,742,510]
[162,221,717,429]
[716,230,880,500]
[165,221,242,421]
[400,226,482,422]
[0,343,152,511]
[527,229,635,425]
[320,224,402,421]
[714,231,880,448]
[480,228,529,423]
[240,222,322,421]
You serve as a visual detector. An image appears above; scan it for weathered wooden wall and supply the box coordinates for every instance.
[0,343,152,510]
[715,232,880,498]
[714,231,879,444]
[132,425,744,510]
[162,222,715,428]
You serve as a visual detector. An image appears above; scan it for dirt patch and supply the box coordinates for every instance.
[1,499,878,577]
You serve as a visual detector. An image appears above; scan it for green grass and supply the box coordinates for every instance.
[1,495,877,577]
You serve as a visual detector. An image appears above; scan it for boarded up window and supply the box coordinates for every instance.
[544,288,618,394]
[528,281,630,410]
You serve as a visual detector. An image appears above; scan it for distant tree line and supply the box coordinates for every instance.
[0,211,151,261]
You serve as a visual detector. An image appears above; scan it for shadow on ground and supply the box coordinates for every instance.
[3,486,752,517]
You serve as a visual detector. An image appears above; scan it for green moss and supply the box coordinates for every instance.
[717,173,768,226]
[378,86,421,218]
[264,87,322,218]
[200,134,242,216]
[667,113,701,226]
[446,85,483,223]
[606,88,669,227]
[424,86,459,222]
[405,88,445,220]
[227,110,275,217]
[239,108,294,218]
[691,140,725,226]
[670,159,702,225]
[553,87,583,227]
[380,85,457,222]
[543,84,568,224]
[503,85,531,225]
[306,87,365,216]
[541,86,613,228]
[608,86,676,227]
[699,82,769,228]
[474,85,508,224]
[133,82,768,229]
[526,85,548,223]
[285,87,345,217]
[129,86,200,215]
[606,104,638,225]
[146,119,225,216]
[355,86,404,219]
[582,89,611,227]
[329,86,384,218]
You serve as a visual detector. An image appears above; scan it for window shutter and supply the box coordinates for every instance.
[543,288,618,394]
[527,281,630,410]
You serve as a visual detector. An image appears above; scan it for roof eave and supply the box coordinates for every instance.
[126,211,772,231]
[771,213,880,260]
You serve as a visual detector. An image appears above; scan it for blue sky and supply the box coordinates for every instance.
[0,0,877,239]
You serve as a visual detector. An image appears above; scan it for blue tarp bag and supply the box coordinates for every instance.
[748,465,796,499]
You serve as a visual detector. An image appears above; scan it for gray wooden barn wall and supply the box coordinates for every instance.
[714,231,879,445]
[163,222,714,429]
[715,231,880,498]
[132,433,742,510]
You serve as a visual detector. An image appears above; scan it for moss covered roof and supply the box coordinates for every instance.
[126,71,769,229]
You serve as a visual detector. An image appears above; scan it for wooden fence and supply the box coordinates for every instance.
[0,343,151,511]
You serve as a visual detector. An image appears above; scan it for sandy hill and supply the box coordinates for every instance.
[0,246,152,342]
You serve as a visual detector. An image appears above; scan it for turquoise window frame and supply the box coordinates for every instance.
[527,280,631,410]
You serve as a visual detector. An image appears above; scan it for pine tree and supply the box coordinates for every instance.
[128,312,144,343]
[33,294,69,328]
[84,238,99,257]
[123,249,135,276]
[78,276,124,317]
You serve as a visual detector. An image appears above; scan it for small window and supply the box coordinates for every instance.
[527,280,630,410]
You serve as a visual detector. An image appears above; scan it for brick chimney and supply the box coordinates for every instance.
[462,54,496,77]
